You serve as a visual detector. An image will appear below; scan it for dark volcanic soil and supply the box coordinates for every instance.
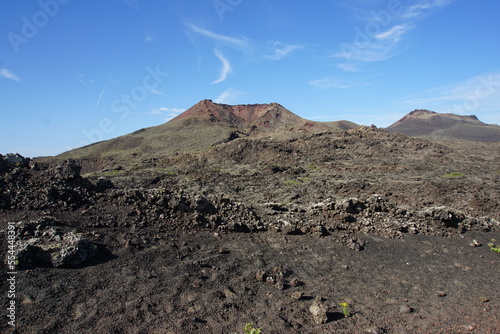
[1,229,500,334]
[1,127,499,333]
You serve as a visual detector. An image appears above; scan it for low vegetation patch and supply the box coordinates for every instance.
[441,172,465,178]
[241,323,262,334]
[283,180,301,186]
[488,239,500,253]
[340,302,351,318]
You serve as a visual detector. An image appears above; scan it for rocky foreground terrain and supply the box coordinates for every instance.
[1,102,500,333]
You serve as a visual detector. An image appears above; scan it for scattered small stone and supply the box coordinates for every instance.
[309,299,328,324]
[436,291,447,297]
[218,247,228,254]
[366,326,385,334]
[193,317,206,323]
[469,239,482,247]
[266,276,276,284]
[276,281,284,290]
[314,225,328,237]
[223,287,238,302]
[479,297,490,303]
[255,270,267,282]
[399,304,413,314]
[291,291,303,300]
[289,278,300,287]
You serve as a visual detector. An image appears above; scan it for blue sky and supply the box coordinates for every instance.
[1,0,499,157]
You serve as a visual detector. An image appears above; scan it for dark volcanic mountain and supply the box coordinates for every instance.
[171,99,327,131]
[386,109,500,142]
[57,100,357,161]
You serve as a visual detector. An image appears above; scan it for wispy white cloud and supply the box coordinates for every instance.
[398,72,500,116]
[264,42,302,61]
[309,77,353,89]
[309,76,369,89]
[187,24,249,49]
[0,68,20,82]
[375,24,409,42]
[149,88,163,94]
[144,32,153,42]
[212,49,232,84]
[336,63,359,72]
[402,0,454,19]
[335,43,396,63]
[335,0,454,70]
[149,107,186,121]
[214,88,243,104]
[76,73,94,87]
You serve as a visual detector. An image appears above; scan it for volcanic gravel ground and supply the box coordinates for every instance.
[1,229,499,333]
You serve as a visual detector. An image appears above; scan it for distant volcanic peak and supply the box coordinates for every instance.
[231,102,289,122]
[408,109,436,116]
[398,109,437,121]
[170,100,296,125]
[166,100,330,135]
[407,109,483,123]
[391,109,486,127]
[169,99,230,122]
[384,108,500,142]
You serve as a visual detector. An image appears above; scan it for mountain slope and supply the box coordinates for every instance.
[56,100,339,162]
[386,109,500,142]
[171,99,329,132]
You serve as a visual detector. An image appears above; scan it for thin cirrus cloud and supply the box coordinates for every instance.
[149,88,163,94]
[402,0,454,19]
[398,72,500,115]
[144,32,153,42]
[212,49,232,84]
[335,0,454,70]
[374,24,408,42]
[309,77,356,89]
[264,42,302,61]
[214,88,243,104]
[149,107,186,121]
[186,23,249,49]
[0,68,20,82]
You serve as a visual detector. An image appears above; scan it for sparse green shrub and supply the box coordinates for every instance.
[487,239,500,253]
[441,172,465,178]
[243,323,262,334]
[101,170,125,177]
[339,302,351,317]
[306,164,317,170]
[283,180,301,186]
